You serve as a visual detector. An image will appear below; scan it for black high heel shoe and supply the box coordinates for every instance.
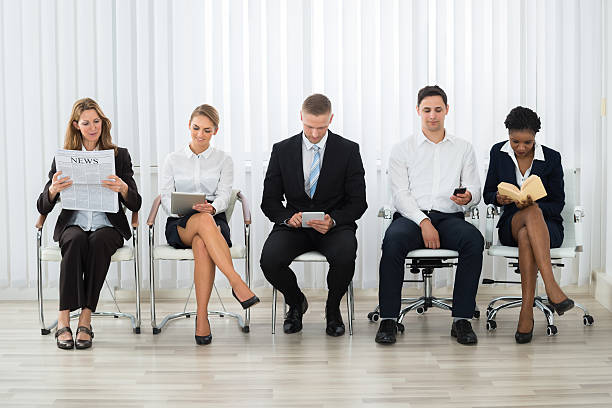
[548,298,575,316]
[232,289,260,310]
[515,319,534,344]
[55,326,74,350]
[195,316,212,345]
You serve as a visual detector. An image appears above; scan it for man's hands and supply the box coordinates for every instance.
[450,189,472,206]
[286,212,334,234]
[420,218,440,249]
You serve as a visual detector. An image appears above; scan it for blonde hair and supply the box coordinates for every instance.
[190,104,220,129]
[64,98,117,154]
[301,94,332,116]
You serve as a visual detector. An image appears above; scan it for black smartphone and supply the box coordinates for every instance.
[453,187,467,196]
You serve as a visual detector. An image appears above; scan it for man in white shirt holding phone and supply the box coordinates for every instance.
[260,94,367,337]
[375,85,484,346]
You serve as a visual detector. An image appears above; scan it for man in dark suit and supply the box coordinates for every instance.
[260,94,367,336]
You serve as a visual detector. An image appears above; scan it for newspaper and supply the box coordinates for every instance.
[55,149,119,213]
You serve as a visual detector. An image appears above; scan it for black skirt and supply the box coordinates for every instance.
[165,210,232,249]
[498,212,563,248]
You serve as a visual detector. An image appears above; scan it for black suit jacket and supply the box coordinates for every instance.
[261,131,367,230]
[37,147,142,241]
[483,141,564,228]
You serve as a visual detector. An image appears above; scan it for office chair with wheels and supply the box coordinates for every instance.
[483,168,594,336]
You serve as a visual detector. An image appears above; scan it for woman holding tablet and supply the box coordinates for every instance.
[159,104,259,345]
[37,98,142,350]
[483,106,574,344]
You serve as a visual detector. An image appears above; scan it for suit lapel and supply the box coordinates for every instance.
[292,134,309,200]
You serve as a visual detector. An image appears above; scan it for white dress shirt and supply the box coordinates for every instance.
[159,145,233,217]
[500,141,545,187]
[68,146,113,231]
[388,131,481,225]
[301,131,328,190]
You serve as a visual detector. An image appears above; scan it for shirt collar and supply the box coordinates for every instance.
[184,144,214,159]
[417,130,454,146]
[302,131,328,151]
[500,141,545,161]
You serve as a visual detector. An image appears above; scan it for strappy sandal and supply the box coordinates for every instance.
[55,326,74,350]
[75,325,94,350]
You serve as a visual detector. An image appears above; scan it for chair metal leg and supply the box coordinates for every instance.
[244,223,251,331]
[37,229,52,335]
[149,226,160,334]
[133,227,141,333]
[347,282,353,335]
[272,288,277,334]
[349,281,355,320]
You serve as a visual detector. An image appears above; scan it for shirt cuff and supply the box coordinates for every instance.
[409,210,429,226]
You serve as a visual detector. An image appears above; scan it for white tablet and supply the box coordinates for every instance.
[171,192,207,216]
[301,211,325,227]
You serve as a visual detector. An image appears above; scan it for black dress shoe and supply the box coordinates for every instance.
[195,316,212,345]
[515,319,534,344]
[325,307,345,337]
[451,319,478,345]
[375,319,398,345]
[283,295,308,334]
[232,289,260,310]
[55,326,74,350]
[75,325,94,350]
[548,297,575,316]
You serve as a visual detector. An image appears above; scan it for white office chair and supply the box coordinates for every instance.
[147,189,252,334]
[368,206,481,333]
[271,251,355,335]
[36,210,142,335]
[483,168,594,336]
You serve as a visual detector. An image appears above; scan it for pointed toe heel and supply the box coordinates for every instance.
[232,289,260,310]
[195,316,212,345]
[515,320,534,344]
[548,298,575,316]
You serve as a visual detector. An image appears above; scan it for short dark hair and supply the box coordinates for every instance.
[417,85,447,106]
[302,94,332,116]
[504,106,541,134]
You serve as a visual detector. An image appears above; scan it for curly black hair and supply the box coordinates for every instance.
[504,106,541,133]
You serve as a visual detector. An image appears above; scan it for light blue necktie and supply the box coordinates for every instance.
[306,145,321,198]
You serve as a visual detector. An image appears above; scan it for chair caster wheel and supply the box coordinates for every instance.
[367,312,379,322]
[486,320,497,331]
[185,314,191,318]
[546,325,558,336]
[219,314,225,318]
[41,328,51,335]
[114,315,119,318]
[583,315,594,326]
[242,326,250,333]
[473,310,481,319]
[416,307,425,315]
[133,327,141,334]
[397,323,405,333]
[152,327,161,335]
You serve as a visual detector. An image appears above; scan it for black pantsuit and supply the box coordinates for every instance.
[59,226,124,312]
[37,147,141,313]
[260,225,358,308]
[379,211,484,319]
[260,131,367,308]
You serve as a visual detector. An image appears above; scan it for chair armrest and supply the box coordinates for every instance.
[573,206,585,251]
[36,214,47,230]
[147,195,162,226]
[485,204,500,249]
[237,191,252,225]
[131,211,139,228]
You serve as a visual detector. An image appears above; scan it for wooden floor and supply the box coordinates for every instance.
[1,294,611,408]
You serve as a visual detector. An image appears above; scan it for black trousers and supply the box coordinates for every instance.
[378,212,484,319]
[260,225,358,308]
[58,226,124,312]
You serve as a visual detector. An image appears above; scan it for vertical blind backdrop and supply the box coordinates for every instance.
[0,0,607,296]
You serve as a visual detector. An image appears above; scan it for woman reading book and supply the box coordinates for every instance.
[483,106,574,344]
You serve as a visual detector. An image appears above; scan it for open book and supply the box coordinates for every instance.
[497,175,547,202]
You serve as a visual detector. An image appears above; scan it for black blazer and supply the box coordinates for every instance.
[37,147,142,241]
[483,141,564,228]
[261,131,367,230]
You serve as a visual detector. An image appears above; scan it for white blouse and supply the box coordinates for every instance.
[159,145,233,217]
[500,141,545,187]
